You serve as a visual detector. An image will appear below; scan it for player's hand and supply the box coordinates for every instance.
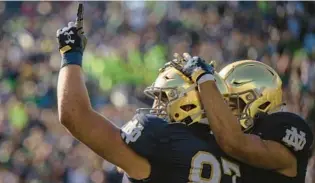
[178,53,215,84]
[56,3,87,55]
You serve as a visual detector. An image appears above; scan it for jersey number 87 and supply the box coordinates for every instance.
[189,151,241,183]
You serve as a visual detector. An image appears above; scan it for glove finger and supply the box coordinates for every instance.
[183,53,191,60]
[56,28,62,37]
[76,3,84,34]
[174,52,184,62]
[173,52,179,58]
[68,21,75,28]
[192,56,199,60]
[79,34,87,50]
[210,60,217,68]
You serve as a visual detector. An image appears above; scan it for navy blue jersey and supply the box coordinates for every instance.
[241,112,313,183]
[120,114,242,183]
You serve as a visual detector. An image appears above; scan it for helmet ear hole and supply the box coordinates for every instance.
[258,101,271,110]
[180,104,197,112]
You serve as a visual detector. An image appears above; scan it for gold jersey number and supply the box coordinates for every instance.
[189,151,241,183]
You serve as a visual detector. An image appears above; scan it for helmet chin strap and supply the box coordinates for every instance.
[266,102,286,114]
[188,110,209,125]
[199,118,209,125]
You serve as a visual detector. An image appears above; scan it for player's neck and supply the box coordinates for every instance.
[198,118,209,125]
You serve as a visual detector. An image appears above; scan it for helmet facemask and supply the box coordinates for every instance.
[224,89,262,132]
[142,86,177,121]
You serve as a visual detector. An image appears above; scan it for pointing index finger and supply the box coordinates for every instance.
[76,3,84,31]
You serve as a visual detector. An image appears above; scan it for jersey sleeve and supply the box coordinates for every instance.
[262,112,313,158]
[120,113,167,158]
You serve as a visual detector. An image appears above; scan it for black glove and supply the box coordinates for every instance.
[56,3,87,68]
[178,53,215,84]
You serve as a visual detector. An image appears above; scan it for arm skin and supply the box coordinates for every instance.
[57,65,150,179]
[198,80,297,176]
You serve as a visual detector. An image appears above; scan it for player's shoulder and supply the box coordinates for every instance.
[121,113,168,139]
[263,112,312,133]
[255,112,313,155]
[134,113,168,130]
[120,113,168,157]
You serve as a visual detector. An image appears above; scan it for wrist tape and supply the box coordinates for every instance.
[61,52,83,68]
[197,74,215,85]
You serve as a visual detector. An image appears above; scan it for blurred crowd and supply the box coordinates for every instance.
[0,1,315,183]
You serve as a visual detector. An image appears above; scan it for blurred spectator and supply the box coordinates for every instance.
[0,1,314,182]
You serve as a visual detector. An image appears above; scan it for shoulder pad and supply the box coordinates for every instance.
[257,112,313,157]
[120,113,167,157]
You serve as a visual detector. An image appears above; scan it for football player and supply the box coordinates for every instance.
[57,4,244,183]
[179,54,314,183]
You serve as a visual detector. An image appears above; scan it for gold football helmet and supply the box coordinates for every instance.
[142,62,229,125]
[219,60,284,131]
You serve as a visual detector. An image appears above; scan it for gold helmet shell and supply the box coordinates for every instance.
[144,65,229,125]
[219,60,283,131]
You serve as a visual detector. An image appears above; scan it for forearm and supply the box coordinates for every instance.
[198,80,244,150]
[57,65,91,124]
[57,65,120,163]
[57,65,117,140]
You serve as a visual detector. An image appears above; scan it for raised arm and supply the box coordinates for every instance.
[198,80,296,175]
[56,4,150,179]
[179,54,297,176]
